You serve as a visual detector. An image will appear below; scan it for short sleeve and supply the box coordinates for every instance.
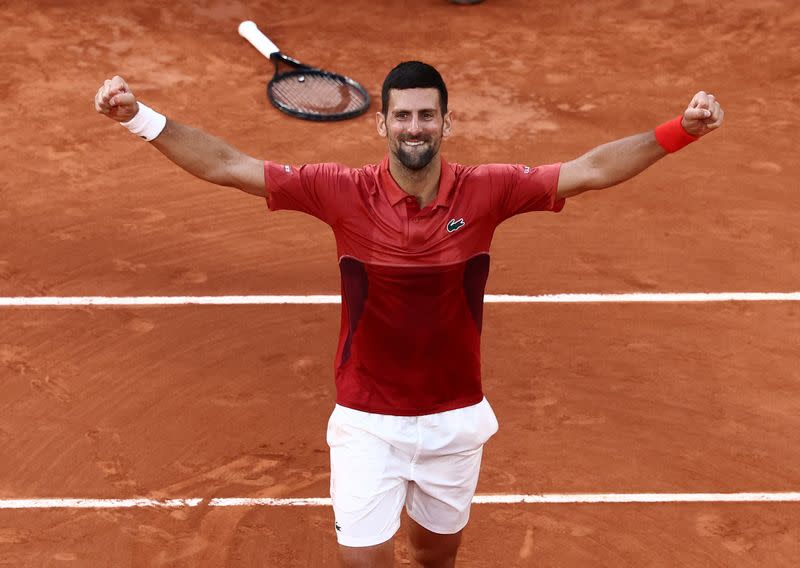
[490,162,564,221]
[264,161,349,225]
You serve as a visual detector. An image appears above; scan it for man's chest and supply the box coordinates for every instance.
[334,187,496,263]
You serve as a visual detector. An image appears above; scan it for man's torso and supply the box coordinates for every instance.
[264,156,563,415]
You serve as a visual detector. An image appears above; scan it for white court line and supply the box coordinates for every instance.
[0,498,203,509]
[1,292,800,307]
[470,492,800,504]
[2,493,800,509]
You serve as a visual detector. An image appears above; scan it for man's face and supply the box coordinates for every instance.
[376,88,452,171]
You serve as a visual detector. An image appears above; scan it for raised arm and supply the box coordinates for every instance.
[556,91,724,199]
[94,76,265,197]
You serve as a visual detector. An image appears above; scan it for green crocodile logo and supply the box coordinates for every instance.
[446,218,466,233]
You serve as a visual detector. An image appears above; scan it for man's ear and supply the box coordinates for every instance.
[442,111,453,138]
[376,111,387,137]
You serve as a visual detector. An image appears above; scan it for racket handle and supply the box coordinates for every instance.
[238,20,280,59]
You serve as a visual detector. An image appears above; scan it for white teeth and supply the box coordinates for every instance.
[403,141,424,146]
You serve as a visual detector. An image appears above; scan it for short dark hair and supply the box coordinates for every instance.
[381,61,448,115]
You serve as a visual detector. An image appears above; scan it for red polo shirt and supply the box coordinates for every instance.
[265,156,563,415]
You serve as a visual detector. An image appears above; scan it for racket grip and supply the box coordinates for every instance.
[238,21,280,59]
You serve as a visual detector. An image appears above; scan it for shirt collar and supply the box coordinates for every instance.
[379,155,456,208]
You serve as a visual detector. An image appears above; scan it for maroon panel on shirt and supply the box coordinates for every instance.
[463,254,491,334]
[335,255,489,416]
[339,257,368,366]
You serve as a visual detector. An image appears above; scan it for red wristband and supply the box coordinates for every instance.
[654,115,698,153]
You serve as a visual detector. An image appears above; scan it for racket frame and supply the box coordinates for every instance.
[238,21,370,122]
[267,53,371,121]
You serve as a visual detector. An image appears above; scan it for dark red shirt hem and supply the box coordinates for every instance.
[334,392,485,417]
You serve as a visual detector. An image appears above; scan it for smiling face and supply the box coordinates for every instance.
[376,88,452,171]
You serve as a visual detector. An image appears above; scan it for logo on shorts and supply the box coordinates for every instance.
[446,218,466,233]
[523,165,531,174]
[335,521,342,532]
[283,164,291,173]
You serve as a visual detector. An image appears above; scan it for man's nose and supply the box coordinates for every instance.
[407,115,422,135]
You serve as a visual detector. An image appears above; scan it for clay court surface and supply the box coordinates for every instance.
[1,0,799,566]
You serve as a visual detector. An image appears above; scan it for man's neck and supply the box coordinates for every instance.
[388,153,442,208]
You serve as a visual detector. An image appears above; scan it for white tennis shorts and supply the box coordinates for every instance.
[326,397,499,547]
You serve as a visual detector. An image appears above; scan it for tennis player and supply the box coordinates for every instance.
[95,61,723,567]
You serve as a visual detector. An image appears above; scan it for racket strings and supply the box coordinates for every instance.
[273,76,366,112]
[270,72,368,118]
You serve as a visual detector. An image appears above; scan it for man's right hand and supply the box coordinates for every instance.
[94,76,139,122]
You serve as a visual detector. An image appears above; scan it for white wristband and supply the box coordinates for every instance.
[120,102,167,141]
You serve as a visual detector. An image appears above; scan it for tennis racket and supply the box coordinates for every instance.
[238,21,370,121]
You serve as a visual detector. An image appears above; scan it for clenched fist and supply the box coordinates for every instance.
[94,76,139,122]
[681,91,724,138]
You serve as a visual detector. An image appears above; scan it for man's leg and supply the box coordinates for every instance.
[328,405,417,566]
[407,516,462,568]
[404,398,499,567]
[338,539,395,568]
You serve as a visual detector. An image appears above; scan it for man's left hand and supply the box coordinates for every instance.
[681,91,724,137]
